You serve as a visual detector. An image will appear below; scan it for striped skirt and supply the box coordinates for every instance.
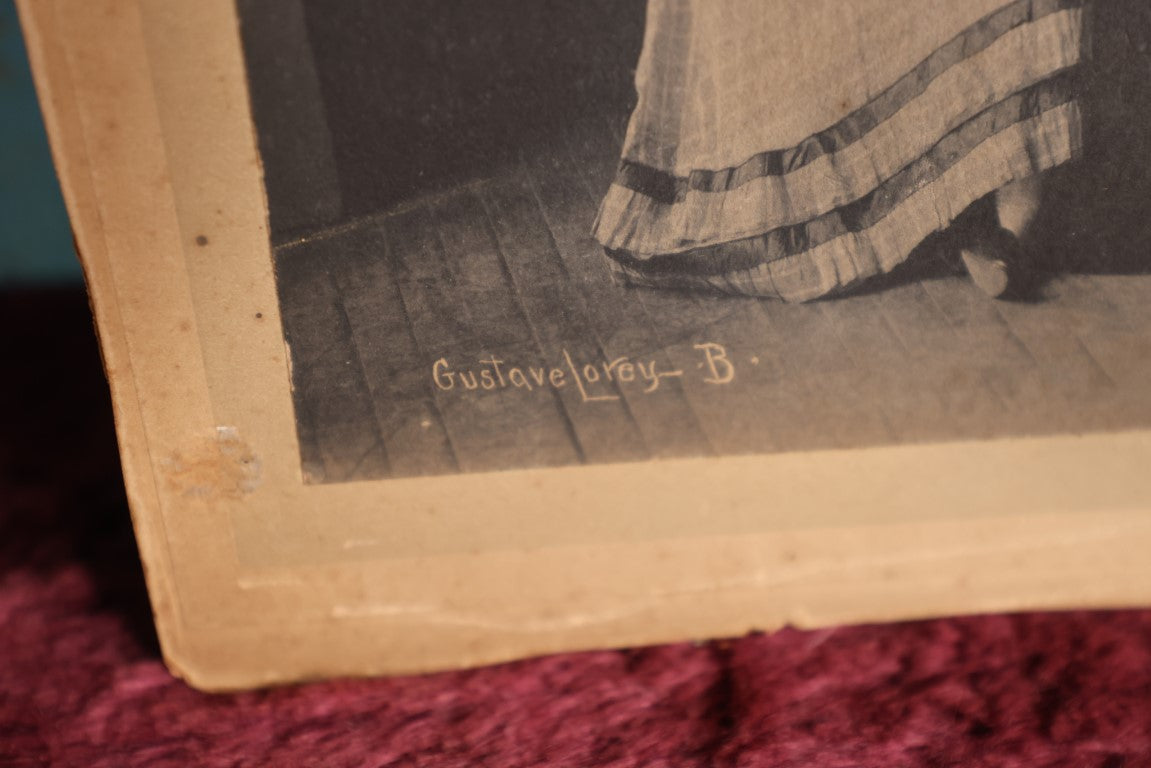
[593,0,1088,301]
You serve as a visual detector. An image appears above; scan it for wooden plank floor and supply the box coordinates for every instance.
[274,118,1151,483]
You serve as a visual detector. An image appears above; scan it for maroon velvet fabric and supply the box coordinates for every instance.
[3,289,1150,767]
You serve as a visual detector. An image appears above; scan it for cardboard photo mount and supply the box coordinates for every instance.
[17,0,1151,691]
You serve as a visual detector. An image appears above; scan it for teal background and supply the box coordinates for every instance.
[0,0,79,285]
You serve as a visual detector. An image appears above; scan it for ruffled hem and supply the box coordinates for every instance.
[593,0,1088,301]
[608,97,1081,302]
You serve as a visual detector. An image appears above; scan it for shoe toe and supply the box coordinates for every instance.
[960,248,1010,298]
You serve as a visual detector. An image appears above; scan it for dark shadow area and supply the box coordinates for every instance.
[238,0,646,241]
[1031,0,1151,275]
[833,232,964,301]
[232,0,648,241]
[300,0,645,225]
[0,289,159,655]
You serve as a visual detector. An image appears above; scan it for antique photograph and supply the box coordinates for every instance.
[15,0,1151,695]
[237,0,1151,484]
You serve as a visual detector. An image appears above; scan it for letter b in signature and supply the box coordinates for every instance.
[694,343,735,385]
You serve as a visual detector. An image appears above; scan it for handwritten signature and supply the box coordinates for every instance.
[432,343,736,403]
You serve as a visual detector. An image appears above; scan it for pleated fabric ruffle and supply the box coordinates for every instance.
[593,0,1088,301]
